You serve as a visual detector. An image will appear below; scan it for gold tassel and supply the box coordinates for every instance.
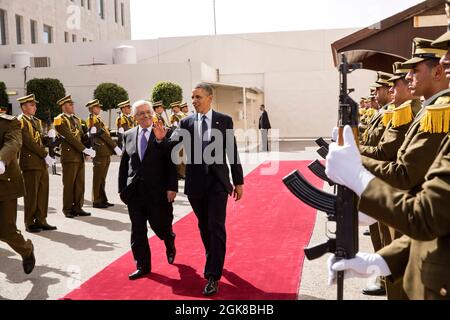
[382,111,393,127]
[392,101,414,128]
[420,104,450,133]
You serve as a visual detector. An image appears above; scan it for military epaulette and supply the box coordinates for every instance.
[382,110,394,127]
[391,100,414,128]
[420,104,450,133]
[0,114,17,121]
[433,96,450,105]
[53,115,63,126]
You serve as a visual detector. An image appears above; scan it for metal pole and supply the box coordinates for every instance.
[213,0,217,35]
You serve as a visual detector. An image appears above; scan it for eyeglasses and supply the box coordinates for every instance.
[135,111,153,117]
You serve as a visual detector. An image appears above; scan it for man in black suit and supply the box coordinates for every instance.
[154,83,244,296]
[119,100,178,281]
[259,104,271,152]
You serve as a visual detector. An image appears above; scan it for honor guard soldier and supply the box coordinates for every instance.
[17,94,57,233]
[169,101,184,127]
[0,111,36,274]
[54,95,96,218]
[116,100,136,149]
[180,102,190,116]
[86,99,122,209]
[152,101,169,127]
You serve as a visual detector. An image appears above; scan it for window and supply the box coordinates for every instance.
[88,0,91,10]
[43,24,53,44]
[81,0,85,7]
[83,37,87,42]
[98,0,105,19]
[15,15,23,44]
[114,0,118,23]
[1,9,7,45]
[72,34,77,42]
[30,19,37,44]
[121,3,125,26]
[64,31,69,43]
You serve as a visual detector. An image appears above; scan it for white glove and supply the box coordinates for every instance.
[114,146,123,156]
[48,129,56,139]
[359,211,378,226]
[331,126,339,142]
[118,127,125,135]
[90,127,97,135]
[45,155,56,167]
[327,252,391,286]
[325,125,375,197]
[0,161,5,175]
[83,148,96,158]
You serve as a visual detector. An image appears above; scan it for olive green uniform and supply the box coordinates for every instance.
[87,115,118,205]
[18,114,51,227]
[360,132,450,300]
[54,113,88,216]
[0,115,34,258]
[116,114,136,149]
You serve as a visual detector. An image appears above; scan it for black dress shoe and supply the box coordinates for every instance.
[128,269,150,280]
[23,245,36,274]
[26,224,42,233]
[105,202,114,207]
[203,278,219,296]
[35,223,57,231]
[75,209,91,217]
[93,203,109,209]
[363,229,371,236]
[165,234,176,265]
[64,213,76,219]
[362,284,386,296]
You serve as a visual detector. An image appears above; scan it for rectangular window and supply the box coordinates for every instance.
[64,31,69,43]
[30,19,37,44]
[98,0,105,19]
[15,14,23,45]
[121,3,125,26]
[83,37,87,42]
[114,0,118,23]
[81,0,85,7]
[43,24,53,44]
[1,9,7,45]
[88,0,91,10]
[72,34,77,42]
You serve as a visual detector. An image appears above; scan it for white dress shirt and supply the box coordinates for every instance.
[196,109,213,142]
[138,125,152,160]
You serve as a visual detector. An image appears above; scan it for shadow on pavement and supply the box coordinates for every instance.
[35,231,119,252]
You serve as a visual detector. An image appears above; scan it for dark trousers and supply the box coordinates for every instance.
[62,161,85,215]
[188,178,228,281]
[127,182,174,271]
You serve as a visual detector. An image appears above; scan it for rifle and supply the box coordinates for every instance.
[283,54,361,300]
[45,109,61,176]
[308,160,335,187]
[315,138,330,159]
[87,114,103,149]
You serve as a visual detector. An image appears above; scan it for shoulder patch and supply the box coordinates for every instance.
[54,117,63,126]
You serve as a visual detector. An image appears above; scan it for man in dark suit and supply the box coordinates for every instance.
[119,100,178,281]
[154,83,244,296]
[259,104,271,152]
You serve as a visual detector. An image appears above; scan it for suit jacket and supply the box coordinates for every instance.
[0,115,25,201]
[18,114,48,171]
[170,110,244,197]
[118,126,178,205]
[259,111,271,130]
[360,133,450,300]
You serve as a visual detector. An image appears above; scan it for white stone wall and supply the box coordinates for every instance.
[0,28,376,138]
[0,0,131,46]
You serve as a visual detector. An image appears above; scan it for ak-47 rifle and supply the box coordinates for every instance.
[45,109,61,176]
[283,53,361,300]
[308,160,335,187]
[87,114,103,149]
[315,138,330,159]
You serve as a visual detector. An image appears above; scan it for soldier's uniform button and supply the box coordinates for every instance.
[440,287,447,297]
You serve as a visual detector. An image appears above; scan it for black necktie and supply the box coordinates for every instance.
[201,115,209,174]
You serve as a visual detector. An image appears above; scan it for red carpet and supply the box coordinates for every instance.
[63,161,323,300]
